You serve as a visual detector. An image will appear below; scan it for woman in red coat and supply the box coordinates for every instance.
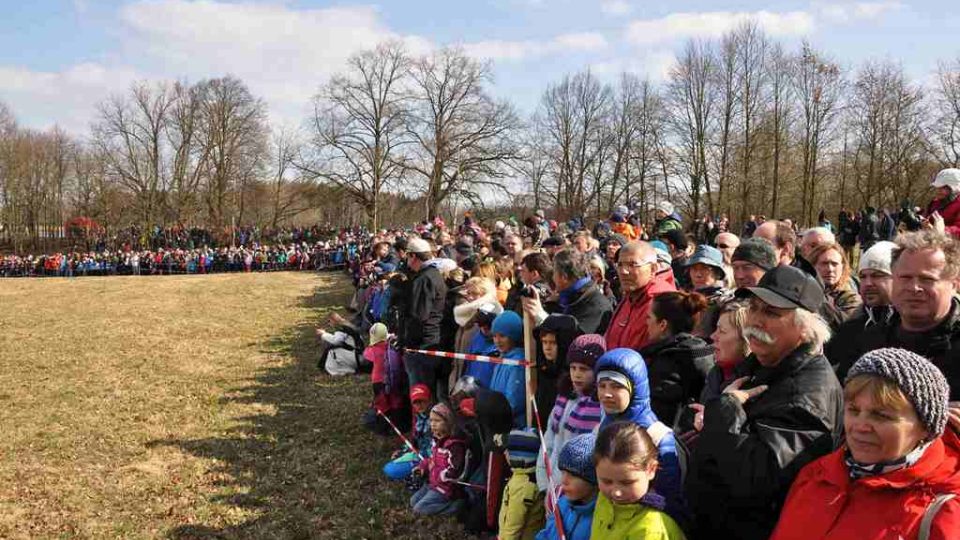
[770,348,960,540]
[927,168,960,239]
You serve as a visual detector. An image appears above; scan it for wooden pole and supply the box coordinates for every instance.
[523,311,537,428]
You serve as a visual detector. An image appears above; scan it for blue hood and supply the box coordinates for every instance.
[594,348,659,428]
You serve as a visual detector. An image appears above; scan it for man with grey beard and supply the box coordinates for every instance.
[685,265,844,540]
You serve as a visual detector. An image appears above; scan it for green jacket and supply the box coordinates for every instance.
[498,466,545,540]
[590,492,686,540]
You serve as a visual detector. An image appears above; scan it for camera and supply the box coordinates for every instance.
[520,285,538,299]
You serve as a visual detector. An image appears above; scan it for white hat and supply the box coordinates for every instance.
[426,258,458,273]
[407,238,433,254]
[616,205,629,217]
[858,241,897,275]
[495,220,505,230]
[657,201,675,215]
[932,168,960,191]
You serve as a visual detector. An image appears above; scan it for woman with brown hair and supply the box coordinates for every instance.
[809,242,863,322]
[640,290,716,428]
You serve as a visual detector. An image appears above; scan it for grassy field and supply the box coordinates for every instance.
[0,272,464,539]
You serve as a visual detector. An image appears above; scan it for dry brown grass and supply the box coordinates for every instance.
[0,273,465,539]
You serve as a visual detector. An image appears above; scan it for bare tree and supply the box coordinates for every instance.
[765,43,794,216]
[733,22,768,222]
[792,42,844,225]
[92,81,174,230]
[407,47,520,220]
[667,40,717,219]
[194,76,267,227]
[849,60,927,208]
[267,127,313,228]
[536,70,613,218]
[165,80,208,223]
[300,42,410,230]
[932,57,960,168]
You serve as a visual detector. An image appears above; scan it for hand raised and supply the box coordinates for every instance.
[723,377,768,405]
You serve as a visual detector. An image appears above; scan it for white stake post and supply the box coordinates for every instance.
[523,310,536,428]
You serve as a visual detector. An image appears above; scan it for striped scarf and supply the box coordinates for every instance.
[844,441,931,480]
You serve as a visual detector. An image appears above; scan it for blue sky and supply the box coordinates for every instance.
[0,0,956,133]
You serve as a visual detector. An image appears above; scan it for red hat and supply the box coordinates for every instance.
[410,383,432,403]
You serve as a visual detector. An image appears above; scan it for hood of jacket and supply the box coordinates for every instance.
[536,313,582,373]
[453,291,501,327]
[595,348,658,428]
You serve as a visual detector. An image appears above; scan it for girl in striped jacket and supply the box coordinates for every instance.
[536,334,606,496]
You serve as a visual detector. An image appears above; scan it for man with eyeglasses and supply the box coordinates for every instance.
[686,264,843,540]
[715,232,740,288]
[833,231,960,417]
[603,241,676,350]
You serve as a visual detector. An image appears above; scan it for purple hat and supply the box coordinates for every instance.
[567,334,607,368]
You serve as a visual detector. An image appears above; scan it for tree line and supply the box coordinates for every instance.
[2,21,960,251]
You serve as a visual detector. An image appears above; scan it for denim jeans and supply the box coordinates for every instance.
[404,351,448,403]
[410,485,461,516]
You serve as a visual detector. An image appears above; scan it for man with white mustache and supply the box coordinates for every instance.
[685,265,844,540]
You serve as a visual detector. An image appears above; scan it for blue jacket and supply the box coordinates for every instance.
[595,348,687,527]
[464,331,498,388]
[488,347,526,428]
[536,494,596,540]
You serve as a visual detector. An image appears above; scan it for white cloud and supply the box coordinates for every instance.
[0,0,434,132]
[0,63,140,132]
[592,50,676,82]
[625,10,815,45]
[464,32,608,61]
[816,1,903,23]
[600,1,632,16]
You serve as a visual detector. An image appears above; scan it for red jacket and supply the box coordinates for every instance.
[770,430,960,540]
[604,272,676,351]
[927,194,960,239]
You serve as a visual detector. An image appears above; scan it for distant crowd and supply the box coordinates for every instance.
[0,226,368,277]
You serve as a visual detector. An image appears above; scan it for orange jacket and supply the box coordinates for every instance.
[610,221,639,241]
[770,430,960,540]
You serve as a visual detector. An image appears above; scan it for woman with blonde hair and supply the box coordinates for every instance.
[809,242,863,322]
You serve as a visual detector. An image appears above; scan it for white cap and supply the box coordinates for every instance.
[859,240,897,275]
[407,238,433,254]
[426,258,458,273]
[657,201,674,215]
[616,205,629,216]
[932,168,960,191]
[495,220,505,230]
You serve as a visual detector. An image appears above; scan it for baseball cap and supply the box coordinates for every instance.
[735,264,825,313]
[406,238,433,254]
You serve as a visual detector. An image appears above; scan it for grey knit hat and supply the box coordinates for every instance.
[846,348,950,437]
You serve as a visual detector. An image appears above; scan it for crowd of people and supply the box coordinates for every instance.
[318,167,960,539]
[0,227,368,278]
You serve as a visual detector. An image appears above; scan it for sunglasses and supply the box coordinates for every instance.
[716,244,734,249]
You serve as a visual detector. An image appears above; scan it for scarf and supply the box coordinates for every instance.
[864,304,895,328]
[844,440,932,480]
[558,276,593,313]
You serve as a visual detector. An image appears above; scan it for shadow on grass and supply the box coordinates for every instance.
[148,275,465,540]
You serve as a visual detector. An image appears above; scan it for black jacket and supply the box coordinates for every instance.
[546,282,613,335]
[641,332,715,428]
[401,265,447,348]
[833,298,960,400]
[686,345,844,540]
[825,304,894,370]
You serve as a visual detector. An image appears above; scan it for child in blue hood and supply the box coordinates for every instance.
[594,348,688,528]
[488,311,527,428]
[536,433,598,540]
